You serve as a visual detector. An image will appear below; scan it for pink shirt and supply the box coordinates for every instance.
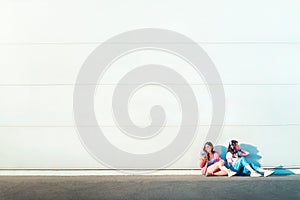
[199,152,221,175]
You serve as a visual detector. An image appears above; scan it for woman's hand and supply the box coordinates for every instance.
[219,159,225,165]
[199,154,208,168]
[202,155,208,162]
[201,152,207,160]
[239,150,250,157]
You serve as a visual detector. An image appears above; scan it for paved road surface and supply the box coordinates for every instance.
[0,175,299,200]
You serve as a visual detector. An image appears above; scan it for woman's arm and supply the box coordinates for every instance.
[239,149,250,157]
[199,156,207,168]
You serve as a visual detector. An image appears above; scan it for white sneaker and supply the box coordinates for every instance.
[228,171,237,177]
[264,170,274,177]
[250,172,262,177]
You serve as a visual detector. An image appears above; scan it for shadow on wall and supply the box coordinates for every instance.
[214,144,294,176]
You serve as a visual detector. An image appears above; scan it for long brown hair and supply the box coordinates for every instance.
[202,142,215,160]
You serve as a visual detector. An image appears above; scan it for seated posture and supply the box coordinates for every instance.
[226,140,274,177]
[200,142,236,177]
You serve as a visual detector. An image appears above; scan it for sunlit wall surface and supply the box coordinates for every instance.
[0,0,299,171]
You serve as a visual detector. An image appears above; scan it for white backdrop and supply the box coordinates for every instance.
[0,0,299,170]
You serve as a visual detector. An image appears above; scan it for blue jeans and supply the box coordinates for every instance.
[228,157,260,175]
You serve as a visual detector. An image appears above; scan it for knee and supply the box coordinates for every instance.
[240,157,249,165]
[240,157,247,162]
[218,160,225,166]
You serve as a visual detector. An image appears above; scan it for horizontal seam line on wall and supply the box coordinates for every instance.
[1,84,300,86]
[1,42,300,45]
[0,167,299,170]
[1,124,300,127]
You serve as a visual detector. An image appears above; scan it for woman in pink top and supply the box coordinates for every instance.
[199,142,236,177]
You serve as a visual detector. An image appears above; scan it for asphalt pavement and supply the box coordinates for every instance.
[0,175,299,200]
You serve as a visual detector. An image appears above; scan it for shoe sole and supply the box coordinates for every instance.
[264,171,274,177]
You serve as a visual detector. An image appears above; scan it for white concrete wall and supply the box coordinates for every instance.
[0,0,300,171]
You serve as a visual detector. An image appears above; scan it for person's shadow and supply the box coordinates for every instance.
[214,144,294,176]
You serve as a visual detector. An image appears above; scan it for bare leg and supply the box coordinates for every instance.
[213,170,228,176]
[218,161,236,177]
[207,160,235,176]
[245,164,262,177]
[206,162,221,176]
[257,168,274,177]
[245,164,257,173]
[257,168,268,173]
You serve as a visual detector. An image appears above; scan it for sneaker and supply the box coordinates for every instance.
[264,170,274,177]
[228,171,237,177]
[250,172,262,177]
